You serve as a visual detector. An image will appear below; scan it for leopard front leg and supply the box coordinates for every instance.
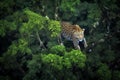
[83,38,88,48]
[73,40,81,50]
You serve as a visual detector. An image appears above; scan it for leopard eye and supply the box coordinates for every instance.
[76,37,79,40]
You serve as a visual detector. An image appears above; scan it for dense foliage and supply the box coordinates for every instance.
[0,0,120,80]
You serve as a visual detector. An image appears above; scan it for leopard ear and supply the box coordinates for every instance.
[83,28,85,31]
[82,28,85,33]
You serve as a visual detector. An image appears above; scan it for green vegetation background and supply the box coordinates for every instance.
[0,0,120,80]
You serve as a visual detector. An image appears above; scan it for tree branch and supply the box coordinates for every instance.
[36,31,46,49]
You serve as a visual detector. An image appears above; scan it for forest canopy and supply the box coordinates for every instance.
[0,0,120,80]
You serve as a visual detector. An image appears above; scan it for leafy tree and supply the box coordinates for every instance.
[23,45,86,80]
[112,70,120,80]
[96,63,111,80]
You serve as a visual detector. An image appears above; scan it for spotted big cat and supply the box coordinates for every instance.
[59,22,88,50]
